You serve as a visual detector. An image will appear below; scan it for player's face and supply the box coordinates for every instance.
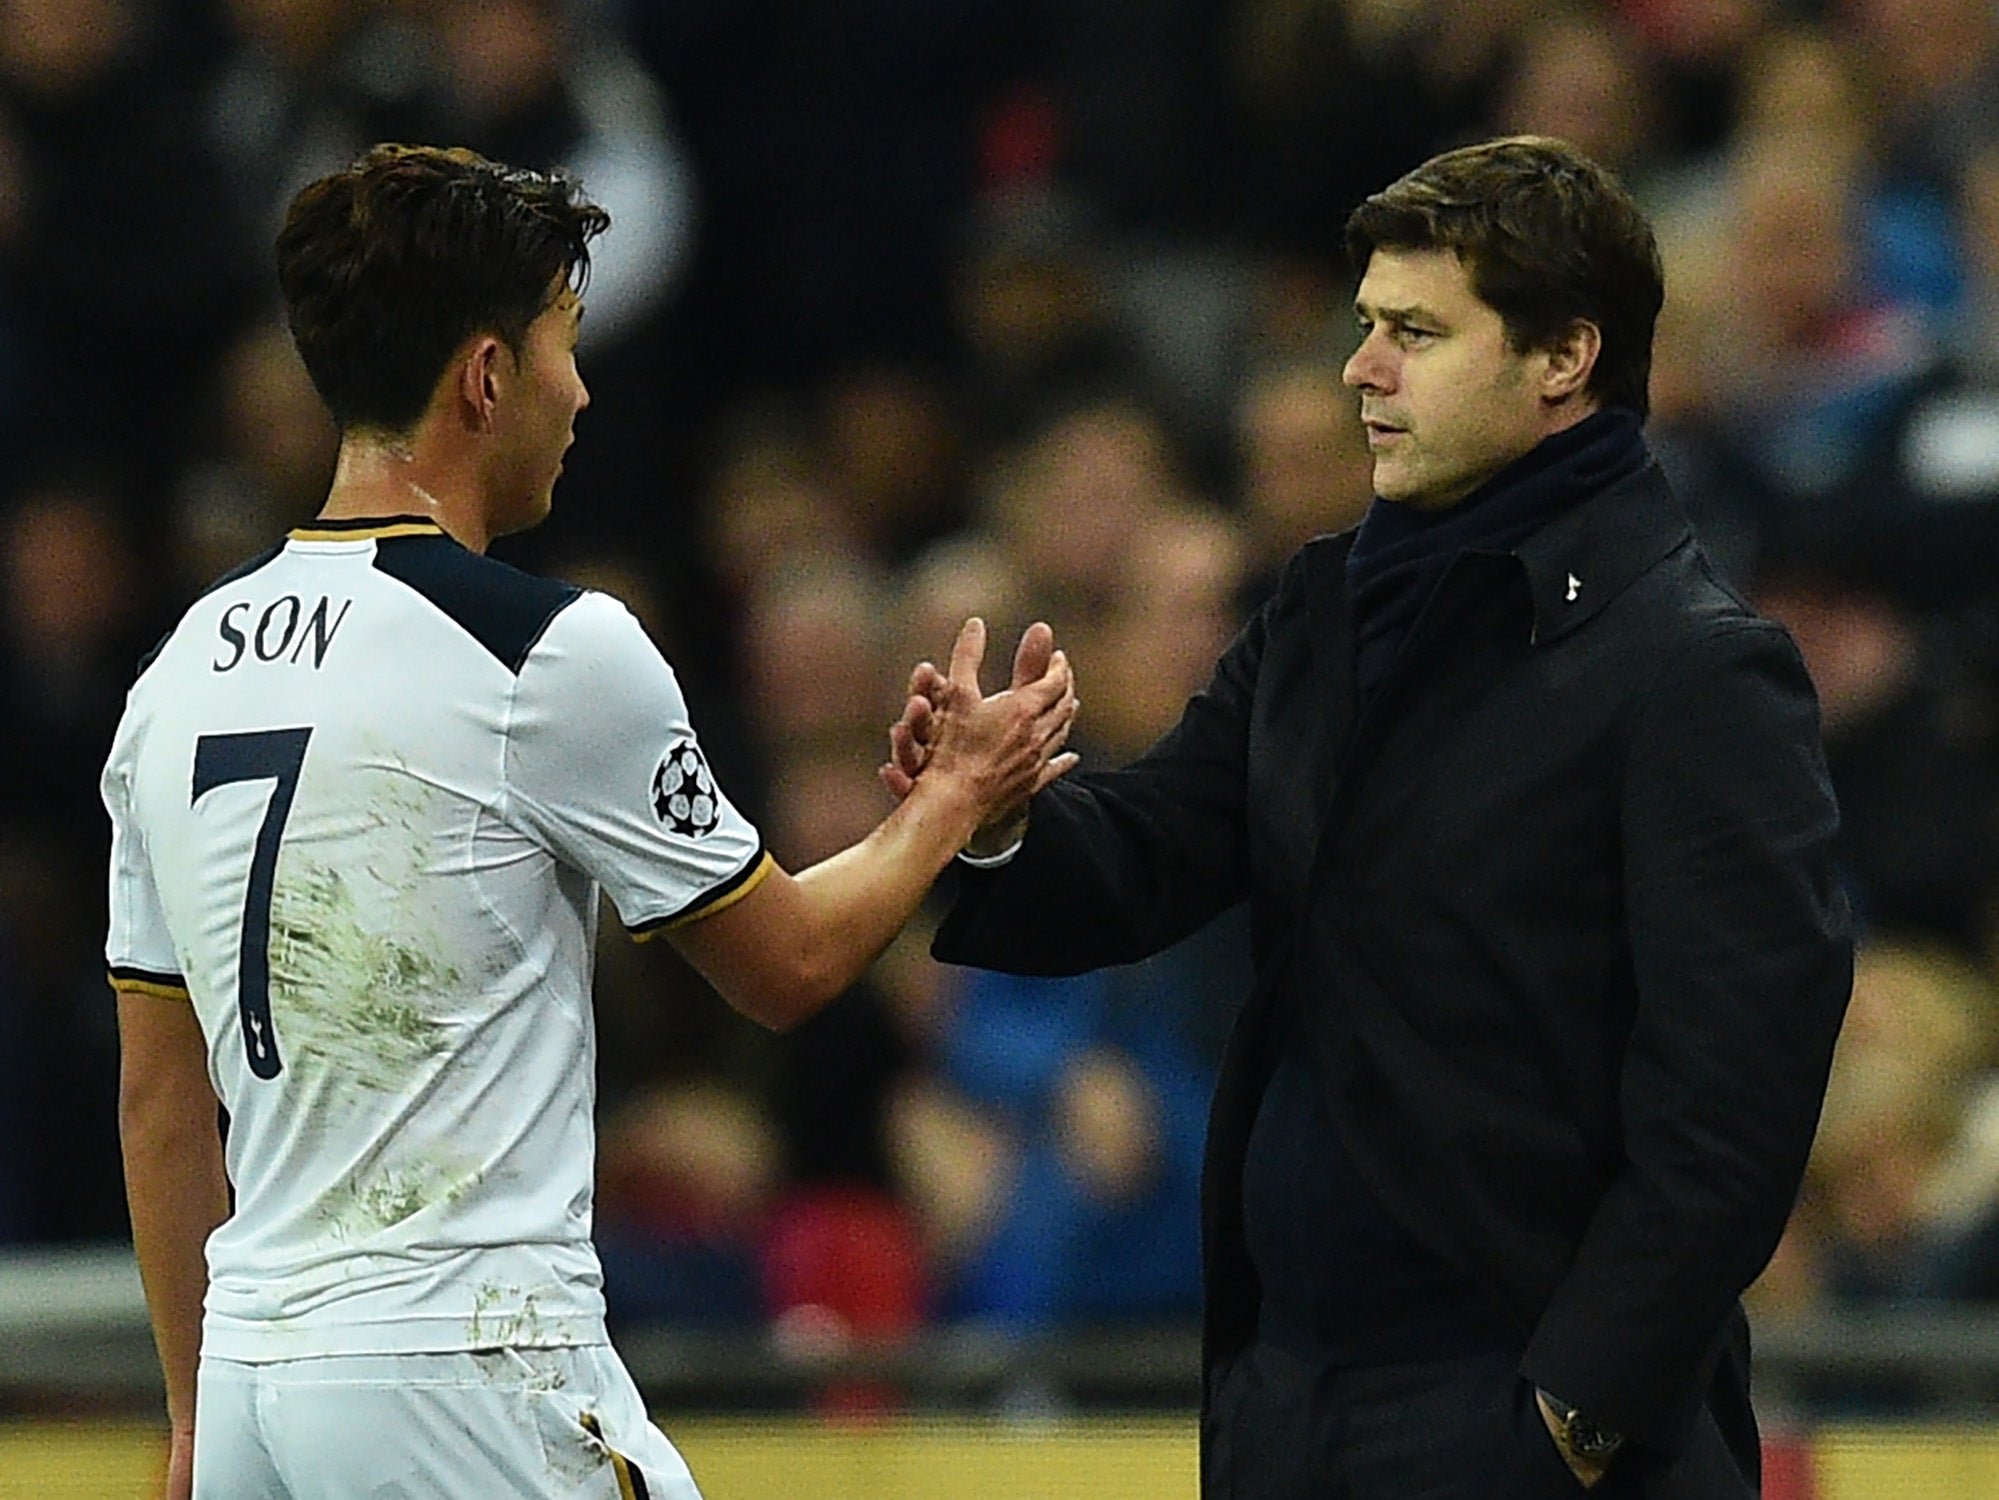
[1343,248,1562,512]
[494,286,588,536]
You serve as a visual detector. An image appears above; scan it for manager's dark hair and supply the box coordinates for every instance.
[1344,136,1664,418]
[276,144,609,434]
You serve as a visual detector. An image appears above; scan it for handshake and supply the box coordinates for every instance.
[878,618,1081,859]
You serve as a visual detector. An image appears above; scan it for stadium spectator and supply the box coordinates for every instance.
[1229,351,1376,608]
[172,318,339,600]
[1753,942,1999,1350]
[3,0,258,491]
[1490,8,1659,187]
[1754,554,1999,957]
[0,481,151,1243]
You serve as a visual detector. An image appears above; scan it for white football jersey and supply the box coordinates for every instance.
[102,516,768,1360]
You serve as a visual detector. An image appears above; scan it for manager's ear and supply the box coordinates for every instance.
[1539,318,1601,405]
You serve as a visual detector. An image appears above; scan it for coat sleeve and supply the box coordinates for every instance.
[931,571,1281,977]
[1522,620,1854,1455]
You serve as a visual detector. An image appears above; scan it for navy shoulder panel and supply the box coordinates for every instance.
[370,533,583,674]
[136,542,286,680]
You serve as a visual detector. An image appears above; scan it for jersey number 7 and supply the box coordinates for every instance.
[193,728,313,1080]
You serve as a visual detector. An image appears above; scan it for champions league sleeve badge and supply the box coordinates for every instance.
[651,739,722,837]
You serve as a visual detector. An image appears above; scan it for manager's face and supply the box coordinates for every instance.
[1343,247,1573,512]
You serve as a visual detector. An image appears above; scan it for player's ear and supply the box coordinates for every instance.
[457,336,505,432]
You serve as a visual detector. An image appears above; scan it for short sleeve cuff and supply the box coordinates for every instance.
[109,965,191,1000]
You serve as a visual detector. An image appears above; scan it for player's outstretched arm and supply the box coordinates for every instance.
[670,618,1078,1031]
[116,989,228,1500]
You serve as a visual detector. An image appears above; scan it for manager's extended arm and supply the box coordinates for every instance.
[932,582,1277,977]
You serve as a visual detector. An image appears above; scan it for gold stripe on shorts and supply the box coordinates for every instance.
[579,1412,651,1500]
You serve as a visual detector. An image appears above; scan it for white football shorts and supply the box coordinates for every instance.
[192,1345,703,1499]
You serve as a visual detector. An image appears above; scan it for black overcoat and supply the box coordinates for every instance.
[934,463,1854,1489]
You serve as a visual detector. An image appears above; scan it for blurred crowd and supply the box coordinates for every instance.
[6,0,1999,1381]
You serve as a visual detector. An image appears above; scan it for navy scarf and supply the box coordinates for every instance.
[1344,407,1650,705]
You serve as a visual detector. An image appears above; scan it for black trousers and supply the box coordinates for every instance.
[1202,1341,1758,1500]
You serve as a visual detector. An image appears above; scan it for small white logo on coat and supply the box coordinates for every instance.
[1565,573,1582,602]
[651,739,721,837]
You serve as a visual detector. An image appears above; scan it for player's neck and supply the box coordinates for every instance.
[319,436,496,554]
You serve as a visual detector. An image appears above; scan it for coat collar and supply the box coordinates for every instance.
[1510,460,1691,645]
[1301,459,1691,692]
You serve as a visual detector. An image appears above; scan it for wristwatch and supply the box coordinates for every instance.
[1539,1389,1626,1464]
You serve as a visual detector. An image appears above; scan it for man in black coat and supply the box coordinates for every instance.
[887,136,1853,1498]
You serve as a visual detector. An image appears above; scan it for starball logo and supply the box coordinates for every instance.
[651,739,721,837]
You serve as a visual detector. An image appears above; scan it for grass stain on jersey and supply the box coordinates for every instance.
[320,1166,433,1237]
[266,846,462,1090]
[317,1158,484,1240]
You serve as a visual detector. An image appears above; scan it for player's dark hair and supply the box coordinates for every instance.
[1344,135,1663,419]
[276,144,609,434]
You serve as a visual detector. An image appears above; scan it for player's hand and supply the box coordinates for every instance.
[880,688,933,802]
[886,619,1078,836]
[881,620,1075,805]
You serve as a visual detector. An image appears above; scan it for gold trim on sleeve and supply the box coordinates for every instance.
[632,851,777,941]
[109,973,192,1001]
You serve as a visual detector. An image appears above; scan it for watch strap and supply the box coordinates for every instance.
[1541,1389,1626,1461]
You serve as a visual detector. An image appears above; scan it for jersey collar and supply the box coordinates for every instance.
[290,515,445,543]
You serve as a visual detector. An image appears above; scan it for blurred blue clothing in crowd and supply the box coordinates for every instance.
[1867,188,1965,322]
[936,906,1247,1328]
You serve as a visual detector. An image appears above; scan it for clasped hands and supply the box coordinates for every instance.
[879,618,1080,853]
